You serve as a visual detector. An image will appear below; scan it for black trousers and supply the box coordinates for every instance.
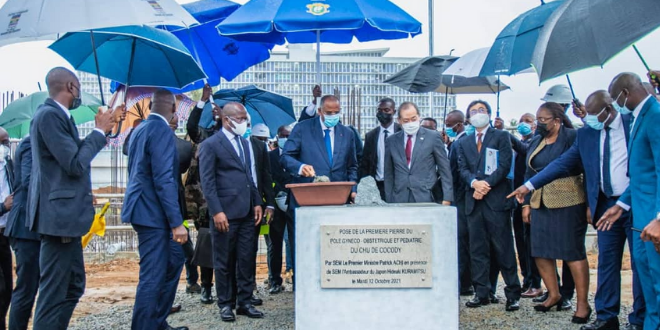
[33,236,85,330]
[8,238,41,330]
[456,197,472,292]
[0,234,12,330]
[210,216,255,308]
[467,201,521,300]
[512,204,542,290]
[267,208,294,286]
[182,230,199,286]
[200,267,214,289]
[376,180,386,201]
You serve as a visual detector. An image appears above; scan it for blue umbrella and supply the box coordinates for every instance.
[217,0,421,83]
[50,25,206,89]
[480,0,563,77]
[163,0,274,92]
[201,85,295,136]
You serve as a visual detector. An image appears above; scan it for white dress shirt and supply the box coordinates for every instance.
[403,131,417,168]
[376,123,394,181]
[303,101,318,118]
[600,113,629,196]
[55,100,106,137]
[0,162,10,228]
[469,127,488,187]
[631,95,652,131]
[222,128,245,162]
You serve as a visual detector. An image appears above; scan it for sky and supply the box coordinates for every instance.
[0,0,659,123]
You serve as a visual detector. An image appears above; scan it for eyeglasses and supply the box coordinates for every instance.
[400,115,419,124]
[536,116,555,124]
[228,116,247,124]
[469,107,488,115]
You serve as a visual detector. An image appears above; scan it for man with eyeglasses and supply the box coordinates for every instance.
[456,100,521,312]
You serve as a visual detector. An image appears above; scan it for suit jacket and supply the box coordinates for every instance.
[384,127,453,203]
[250,136,275,208]
[298,111,363,167]
[281,118,358,192]
[175,137,193,220]
[457,127,513,214]
[450,133,468,206]
[529,116,630,220]
[122,115,183,229]
[5,137,37,240]
[199,129,261,220]
[28,98,107,237]
[619,97,660,228]
[513,136,534,189]
[269,148,293,195]
[0,156,14,217]
[359,123,401,180]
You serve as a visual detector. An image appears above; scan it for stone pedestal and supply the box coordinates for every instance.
[295,204,458,330]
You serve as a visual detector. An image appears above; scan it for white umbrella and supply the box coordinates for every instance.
[443,48,491,78]
[0,0,199,46]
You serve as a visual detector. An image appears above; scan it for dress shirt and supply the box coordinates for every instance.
[149,113,170,126]
[55,100,106,137]
[403,131,417,169]
[247,140,258,189]
[196,100,206,109]
[0,162,9,228]
[600,113,629,196]
[376,123,394,181]
[222,128,244,161]
[303,101,318,118]
[470,127,488,187]
[298,117,334,175]
[631,95,652,131]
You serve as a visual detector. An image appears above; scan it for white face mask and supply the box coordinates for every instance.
[230,118,248,136]
[0,145,8,161]
[402,120,421,135]
[470,113,490,128]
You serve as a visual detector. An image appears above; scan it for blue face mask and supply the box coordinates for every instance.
[278,137,288,149]
[323,113,340,128]
[517,122,533,136]
[585,107,610,131]
[612,91,632,115]
[444,124,458,138]
[243,127,252,138]
[464,124,476,135]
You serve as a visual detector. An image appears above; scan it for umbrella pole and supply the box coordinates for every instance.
[316,30,321,85]
[89,30,105,105]
[565,74,577,99]
[107,39,136,139]
[442,84,449,132]
[186,24,214,103]
[632,44,660,92]
[496,75,501,117]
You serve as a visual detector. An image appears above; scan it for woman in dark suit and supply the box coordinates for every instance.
[522,102,591,323]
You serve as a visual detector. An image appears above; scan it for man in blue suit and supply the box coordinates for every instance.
[122,89,189,330]
[599,73,660,330]
[5,136,41,330]
[199,102,264,322]
[510,90,645,330]
[28,68,119,330]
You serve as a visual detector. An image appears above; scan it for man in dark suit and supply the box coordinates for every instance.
[510,91,645,330]
[0,128,14,330]
[384,102,452,204]
[444,110,474,296]
[359,98,400,200]
[267,124,295,294]
[28,68,118,330]
[281,95,359,199]
[122,89,189,330]
[199,102,264,322]
[5,136,40,330]
[457,100,521,312]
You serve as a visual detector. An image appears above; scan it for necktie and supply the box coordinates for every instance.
[405,135,413,166]
[603,127,613,197]
[234,136,246,164]
[324,129,333,166]
[477,133,483,153]
[630,114,636,132]
[384,129,389,140]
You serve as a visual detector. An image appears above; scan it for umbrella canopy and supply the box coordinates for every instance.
[217,0,422,44]
[0,0,198,47]
[204,85,295,136]
[434,76,510,94]
[0,91,102,138]
[384,56,458,93]
[443,48,490,78]
[164,0,274,92]
[532,0,660,82]
[49,25,207,89]
[480,0,563,77]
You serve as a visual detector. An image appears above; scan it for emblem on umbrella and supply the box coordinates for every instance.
[3,11,25,36]
[306,3,330,16]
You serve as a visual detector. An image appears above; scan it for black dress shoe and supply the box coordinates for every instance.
[622,323,643,330]
[489,293,500,304]
[269,284,283,294]
[579,318,619,330]
[166,326,189,330]
[560,297,573,311]
[237,304,265,318]
[572,307,593,324]
[460,288,475,296]
[250,294,263,306]
[169,304,182,315]
[186,283,201,294]
[533,291,549,303]
[220,306,236,322]
[200,287,214,304]
[505,299,520,311]
[465,296,490,308]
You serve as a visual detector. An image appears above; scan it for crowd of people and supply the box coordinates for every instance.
[0,66,659,330]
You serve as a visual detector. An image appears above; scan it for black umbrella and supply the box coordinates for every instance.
[384,56,458,93]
